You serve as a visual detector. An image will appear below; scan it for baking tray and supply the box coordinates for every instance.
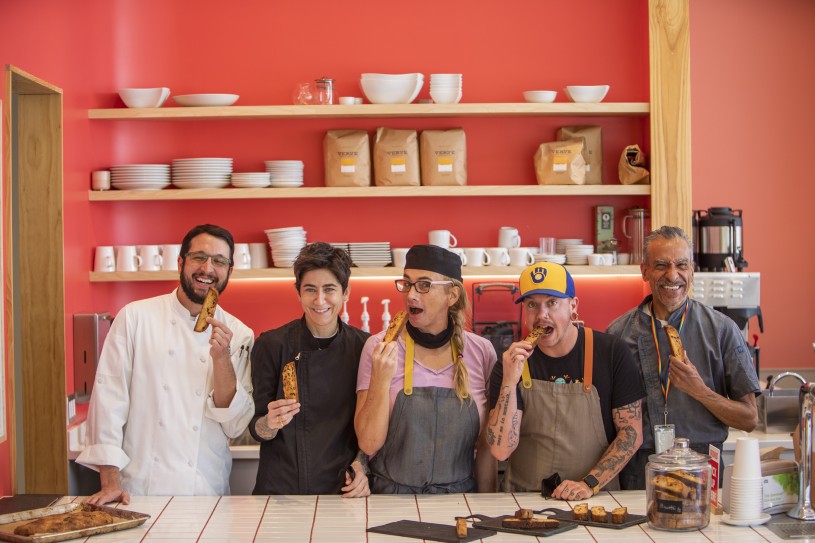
[0,502,150,543]
[466,513,578,537]
[367,519,496,542]
[538,507,647,529]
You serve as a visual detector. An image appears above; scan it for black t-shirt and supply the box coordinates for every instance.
[488,327,646,444]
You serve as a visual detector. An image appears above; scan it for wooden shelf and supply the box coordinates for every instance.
[88,102,650,121]
[89,184,650,201]
[90,265,642,282]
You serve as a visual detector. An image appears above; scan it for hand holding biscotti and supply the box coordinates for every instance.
[668,350,708,398]
[265,399,300,430]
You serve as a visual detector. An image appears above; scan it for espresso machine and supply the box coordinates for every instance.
[694,207,748,272]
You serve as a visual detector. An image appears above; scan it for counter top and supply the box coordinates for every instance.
[56,491,803,542]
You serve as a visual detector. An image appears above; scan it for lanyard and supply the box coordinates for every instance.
[404,335,462,397]
[650,300,688,423]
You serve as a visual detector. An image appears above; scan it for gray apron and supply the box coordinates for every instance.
[370,336,480,494]
[502,328,620,492]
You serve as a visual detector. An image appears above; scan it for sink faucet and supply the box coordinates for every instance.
[788,383,815,520]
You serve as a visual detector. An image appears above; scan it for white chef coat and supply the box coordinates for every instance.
[77,289,254,496]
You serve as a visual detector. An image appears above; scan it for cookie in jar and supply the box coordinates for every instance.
[646,438,711,530]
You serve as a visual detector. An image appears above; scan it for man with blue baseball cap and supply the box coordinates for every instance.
[485,262,646,499]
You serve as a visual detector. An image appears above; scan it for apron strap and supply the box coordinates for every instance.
[404,335,460,397]
[583,328,594,393]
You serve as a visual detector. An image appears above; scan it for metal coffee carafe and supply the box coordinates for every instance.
[622,207,650,264]
[694,207,748,272]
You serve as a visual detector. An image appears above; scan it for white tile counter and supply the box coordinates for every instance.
[56,491,808,542]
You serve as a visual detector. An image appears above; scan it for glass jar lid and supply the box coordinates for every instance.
[648,438,710,467]
[315,76,335,85]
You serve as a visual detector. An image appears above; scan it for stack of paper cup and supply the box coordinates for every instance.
[726,437,764,523]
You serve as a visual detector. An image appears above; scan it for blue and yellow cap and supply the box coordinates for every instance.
[515,262,576,303]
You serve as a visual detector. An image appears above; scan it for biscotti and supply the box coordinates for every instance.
[501,518,559,529]
[455,517,467,538]
[573,503,589,521]
[514,508,534,520]
[590,506,607,523]
[611,507,628,524]
[647,469,710,530]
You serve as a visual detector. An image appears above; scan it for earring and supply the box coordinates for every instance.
[571,311,579,321]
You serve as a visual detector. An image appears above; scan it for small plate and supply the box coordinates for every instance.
[173,94,239,107]
[722,513,771,526]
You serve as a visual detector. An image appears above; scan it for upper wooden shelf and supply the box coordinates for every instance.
[89,184,650,201]
[88,102,650,120]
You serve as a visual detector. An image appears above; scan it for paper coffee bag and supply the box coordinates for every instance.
[374,127,420,186]
[420,128,467,186]
[323,130,371,187]
[618,144,650,185]
[535,139,586,185]
[557,125,602,184]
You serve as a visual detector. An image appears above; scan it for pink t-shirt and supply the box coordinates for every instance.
[356,330,497,426]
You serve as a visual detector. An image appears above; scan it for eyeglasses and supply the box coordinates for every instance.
[185,251,232,269]
[394,279,453,294]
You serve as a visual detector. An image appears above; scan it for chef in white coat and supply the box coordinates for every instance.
[78,224,254,503]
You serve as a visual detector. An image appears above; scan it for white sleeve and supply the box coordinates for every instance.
[205,324,255,439]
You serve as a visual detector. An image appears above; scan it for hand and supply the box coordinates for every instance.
[341,461,371,498]
[668,352,707,398]
[83,485,130,506]
[551,479,591,501]
[207,317,233,360]
[501,340,534,386]
[265,399,300,430]
[370,340,399,386]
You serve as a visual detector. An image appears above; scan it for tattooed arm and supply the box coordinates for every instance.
[486,340,530,461]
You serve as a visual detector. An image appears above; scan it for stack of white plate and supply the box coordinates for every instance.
[430,74,463,104]
[172,158,233,189]
[328,242,350,254]
[349,242,392,267]
[264,227,307,268]
[110,164,171,190]
[556,238,585,254]
[564,244,595,265]
[534,253,567,265]
[231,172,271,188]
[264,160,304,187]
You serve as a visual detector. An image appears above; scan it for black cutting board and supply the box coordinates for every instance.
[467,514,578,537]
[0,494,62,515]
[539,507,647,529]
[368,520,496,542]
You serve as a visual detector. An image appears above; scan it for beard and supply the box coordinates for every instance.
[180,262,228,304]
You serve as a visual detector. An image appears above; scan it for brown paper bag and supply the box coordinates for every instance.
[534,139,586,185]
[618,144,650,185]
[420,128,467,186]
[557,125,602,184]
[374,127,420,186]
[323,130,371,187]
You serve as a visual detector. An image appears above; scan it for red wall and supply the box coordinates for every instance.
[1,0,812,494]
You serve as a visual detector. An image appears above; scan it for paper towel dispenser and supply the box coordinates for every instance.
[73,313,112,403]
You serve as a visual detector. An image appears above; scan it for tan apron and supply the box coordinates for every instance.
[502,328,620,492]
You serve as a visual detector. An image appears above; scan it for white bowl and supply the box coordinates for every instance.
[361,73,423,81]
[118,87,170,108]
[174,94,239,107]
[360,77,423,104]
[565,85,610,103]
[523,90,557,103]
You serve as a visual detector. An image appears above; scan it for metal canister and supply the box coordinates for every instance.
[314,76,335,105]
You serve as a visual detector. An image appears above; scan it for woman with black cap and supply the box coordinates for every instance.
[354,244,497,493]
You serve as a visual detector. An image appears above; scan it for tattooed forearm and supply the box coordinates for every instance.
[508,411,520,447]
[487,426,496,445]
[591,401,643,485]
[496,387,511,446]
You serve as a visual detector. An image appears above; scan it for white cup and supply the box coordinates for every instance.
[448,248,468,266]
[587,253,604,266]
[138,245,163,271]
[601,253,615,265]
[617,253,631,265]
[464,247,491,267]
[161,244,182,270]
[233,243,251,270]
[249,243,269,268]
[487,247,510,266]
[392,248,410,268]
[509,247,535,267]
[428,230,458,249]
[91,170,111,191]
[115,245,142,272]
[732,437,762,480]
[498,227,521,248]
[94,246,115,272]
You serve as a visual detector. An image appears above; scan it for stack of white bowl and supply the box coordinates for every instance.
[265,160,304,187]
[231,172,271,188]
[360,73,423,104]
[172,158,233,189]
[264,227,307,268]
[564,244,595,265]
[110,164,171,190]
[430,74,462,104]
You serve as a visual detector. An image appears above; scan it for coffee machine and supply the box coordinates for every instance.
[694,207,748,272]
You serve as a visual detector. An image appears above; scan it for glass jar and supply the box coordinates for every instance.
[645,438,711,531]
[314,76,335,105]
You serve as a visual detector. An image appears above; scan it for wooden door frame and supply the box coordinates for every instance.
[4,65,67,493]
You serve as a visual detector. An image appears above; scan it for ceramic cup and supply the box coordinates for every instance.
[138,245,163,271]
[392,248,410,268]
[617,253,631,265]
[464,247,491,267]
[487,247,510,266]
[428,229,458,249]
[587,253,604,266]
[115,245,142,272]
[233,243,251,270]
[601,253,615,265]
[249,243,269,269]
[94,246,115,272]
[509,247,535,267]
[91,170,111,191]
[498,226,521,248]
[448,247,468,266]
[161,244,182,270]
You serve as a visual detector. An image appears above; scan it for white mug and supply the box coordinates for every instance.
[448,247,468,266]
[392,248,410,268]
[233,243,251,270]
[161,244,182,270]
[601,253,615,265]
[428,229,458,249]
[498,226,521,248]
[91,170,111,191]
[94,246,115,272]
[509,247,535,267]
[115,245,142,272]
[464,247,491,267]
[249,243,269,269]
[138,245,163,271]
[486,247,510,266]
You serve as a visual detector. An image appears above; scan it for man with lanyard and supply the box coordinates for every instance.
[487,262,645,500]
[607,225,760,489]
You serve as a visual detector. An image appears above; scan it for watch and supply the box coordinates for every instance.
[582,474,600,495]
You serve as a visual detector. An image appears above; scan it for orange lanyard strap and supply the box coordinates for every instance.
[649,300,689,401]
[404,334,461,397]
